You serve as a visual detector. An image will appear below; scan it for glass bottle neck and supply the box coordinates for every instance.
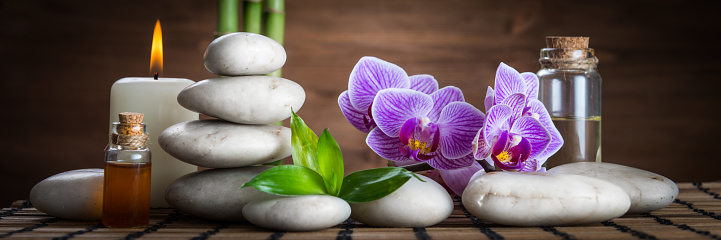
[539,48,598,70]
[108,122,149,148]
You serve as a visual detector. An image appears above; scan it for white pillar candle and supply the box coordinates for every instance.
[109,77,198,208]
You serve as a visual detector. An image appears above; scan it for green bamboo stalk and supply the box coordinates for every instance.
[243,0,263,34]
[216,0,239,38]
[265,0,285,77]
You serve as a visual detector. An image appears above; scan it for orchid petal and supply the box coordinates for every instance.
[508,137,531,164]
[348,56,410,111]
[510,116,551,159]
[483,105,513,146]
[527,100,564,159]
[494,62,525,105]
[521,72,539,101]
[338,91,373,133]
[500,92,527,124]
[428,151,475,170]
[398,118,418,146]
[491,130,509,156]
[484,86,495,113]
[372,89,433,137]
[409,74,439,95]
[366,128,407,162]
[520,158,541,172]
[439,161,483,196]
[473,127,492,160]
[428,86,465,122]
[436,102,485,159]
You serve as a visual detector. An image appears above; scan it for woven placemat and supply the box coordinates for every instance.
[2,182,720,240]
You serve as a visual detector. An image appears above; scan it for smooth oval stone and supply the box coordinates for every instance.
[548,162,678,214]
[178,76,305,124]
[165,166,278,222]
[243,195,350,231]
[203,32,286,76]
[159,119,291,168]
[349,175,453,227]
[29,169,103,221]
[462,172,630,226]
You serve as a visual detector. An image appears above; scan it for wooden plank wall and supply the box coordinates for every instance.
[1,0,719,206]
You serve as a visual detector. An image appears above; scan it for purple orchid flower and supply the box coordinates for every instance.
[366,87,485,170]
[473,63,563,172]
[338,57,439,133]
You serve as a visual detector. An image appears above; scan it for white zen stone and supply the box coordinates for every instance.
[29,169,103,221]
[159,119,291,168]
[349,175,453,227]
[243,195,351,231]
[165,166,278,222]
[462,172,630,226]
[178,76,305,125]
[203,32,286,76]
[548,162,679,214]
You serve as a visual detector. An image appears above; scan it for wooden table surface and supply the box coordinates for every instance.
[1,182,720,240]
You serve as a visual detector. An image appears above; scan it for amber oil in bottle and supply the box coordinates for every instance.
[102,112,152,227]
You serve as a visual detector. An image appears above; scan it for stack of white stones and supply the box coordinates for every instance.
[159,32,306,222]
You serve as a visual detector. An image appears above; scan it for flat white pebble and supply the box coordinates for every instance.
[243,195,351,231]
[349,175,453,227]
[548,162,679,213]
[165,167,278,222]
[462,172,630,226]
[203,32,286,76]
[159,120,291,168]
[177,76,305,125]
[29,169,104,221]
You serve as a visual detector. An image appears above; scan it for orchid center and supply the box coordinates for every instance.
[398,117,440,161]
[496,151,511,162]
[490,130,532,171]
[362,103,376,130]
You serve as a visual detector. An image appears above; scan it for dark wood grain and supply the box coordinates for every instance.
[1,0,719,206]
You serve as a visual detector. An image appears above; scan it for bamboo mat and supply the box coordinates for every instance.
[1,182,720,240]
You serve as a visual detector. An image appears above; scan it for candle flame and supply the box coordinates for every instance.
[149,19,163,78]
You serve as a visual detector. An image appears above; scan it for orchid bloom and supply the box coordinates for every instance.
[473,63,563,172]
[365,87,485,195]
[367,88,484,169]
[338,57,439,133]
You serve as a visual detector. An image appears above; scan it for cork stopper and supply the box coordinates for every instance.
[119,112,144,124]
[546,36,589,49]
[112,112,148,147]
[540,36,598,69]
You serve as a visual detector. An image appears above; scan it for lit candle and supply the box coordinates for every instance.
[109,20,198,208]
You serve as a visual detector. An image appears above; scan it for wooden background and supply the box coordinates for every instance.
[1,0,720,207]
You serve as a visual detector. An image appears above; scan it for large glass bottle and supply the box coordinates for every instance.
[538,36,602,168]
[103,112,152,227]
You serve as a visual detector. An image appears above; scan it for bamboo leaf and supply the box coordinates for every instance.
[317,128,344,196]
[290,111,320,173]
[240,165,328,196]
[337,167,415,203]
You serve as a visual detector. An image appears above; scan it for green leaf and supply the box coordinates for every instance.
[290,111,320,173]
[262,159,284,166]
[240,165,328,196]
[337,167,416,203]
[317,128,344,196]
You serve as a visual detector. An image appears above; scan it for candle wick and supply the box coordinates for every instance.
[153,72,159,80]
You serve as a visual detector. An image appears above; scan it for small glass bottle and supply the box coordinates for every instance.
[537,36,602,168]
[103,112,152,227]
